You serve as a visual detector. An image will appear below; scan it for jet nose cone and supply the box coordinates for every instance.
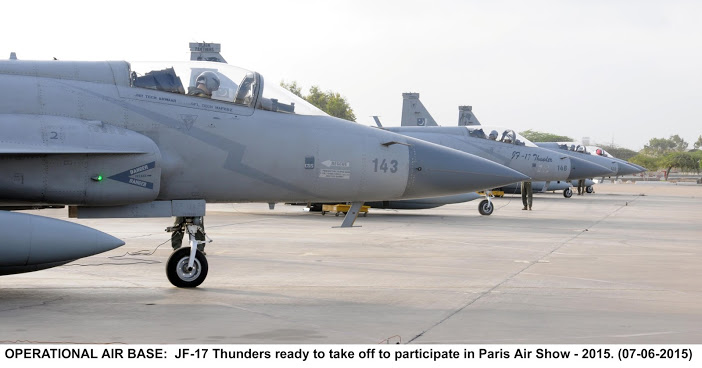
[627,162,647,173]
[402,138,529,199]
[615,160,642,176]
[568,156,615,180]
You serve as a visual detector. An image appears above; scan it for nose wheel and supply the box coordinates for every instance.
[477,191,495,216]
[166,247,209,288]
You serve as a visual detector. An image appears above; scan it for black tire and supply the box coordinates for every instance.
[563,187,573,198]
[321,211,326,215]
[166,247,208,288]
[586,185,594,194]
[478,199,494,216]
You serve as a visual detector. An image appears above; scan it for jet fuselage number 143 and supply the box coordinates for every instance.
[372,158,398,173]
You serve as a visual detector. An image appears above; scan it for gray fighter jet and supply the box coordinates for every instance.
[0,54,527,287]
[384,93,613,214]
[405,92,638,181]
[535,142,646,178]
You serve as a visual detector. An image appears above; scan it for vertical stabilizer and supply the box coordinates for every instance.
[189,42,227,63]
[458,105,481,126]
[401,93,438,126]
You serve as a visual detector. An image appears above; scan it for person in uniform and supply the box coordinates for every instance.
[521,181,533,210]
[188,71,220,97]
[577,178,586,195]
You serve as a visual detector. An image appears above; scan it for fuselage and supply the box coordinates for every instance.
[535,142,641,177]
[384,126,571,181]
[0,60,527,206]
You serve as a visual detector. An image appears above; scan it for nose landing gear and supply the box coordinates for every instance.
[166,217,210,288]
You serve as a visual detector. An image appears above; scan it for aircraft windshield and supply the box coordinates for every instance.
[551,142,615,157]
[465,126,537,147]
[259,82,327,116]
[129,61,327,116]
[587,146,613,158]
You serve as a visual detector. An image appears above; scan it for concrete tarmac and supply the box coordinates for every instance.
[1,183,701,344]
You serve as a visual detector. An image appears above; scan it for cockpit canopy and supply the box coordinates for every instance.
[553,142,615,158]
[128,61,327,116]
[588,146,613,158]
[465,126,537,147]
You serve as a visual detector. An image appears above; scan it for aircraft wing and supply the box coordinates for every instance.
[0,114,162,206]
[0,144,148,154]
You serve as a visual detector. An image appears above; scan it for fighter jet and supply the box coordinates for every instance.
[401,92,638,178]
[0,53,527,287]
[381,93,613,214]
[535,142,646,178]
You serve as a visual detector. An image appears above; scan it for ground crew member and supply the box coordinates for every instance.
[171,217,207,254]
[577,179,586,195]
[521,181,533,210]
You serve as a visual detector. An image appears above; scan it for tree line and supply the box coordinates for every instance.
[281,81,356,122]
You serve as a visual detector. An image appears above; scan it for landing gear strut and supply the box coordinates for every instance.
[166,217,210,288]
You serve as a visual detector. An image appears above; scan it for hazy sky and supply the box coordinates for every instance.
[3,0,700,150]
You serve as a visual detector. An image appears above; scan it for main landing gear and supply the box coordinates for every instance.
[166,217,210,288]
[563,187,573,198]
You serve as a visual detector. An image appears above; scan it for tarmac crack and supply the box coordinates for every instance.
[0,296,64,312]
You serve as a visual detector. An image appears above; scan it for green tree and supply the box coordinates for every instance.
[690,150,702,170]
[629,154,660,172]
[670,134,689,151]
[694,135,702,150]
[597,144,637,161]
[660,152,698,179]
[519,130,573,142]
[643,135,688,157]
[280,80,303,98]
[280,82,356,121]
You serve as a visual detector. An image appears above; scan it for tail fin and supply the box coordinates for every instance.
[401,93,438,126]
[458,105,481,126]
[189,42,227,63]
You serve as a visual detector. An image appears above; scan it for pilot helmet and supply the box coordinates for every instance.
[488,130,498,139]
[196,71,221,92]
[576,145,584,152]
[596,148,603,156]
